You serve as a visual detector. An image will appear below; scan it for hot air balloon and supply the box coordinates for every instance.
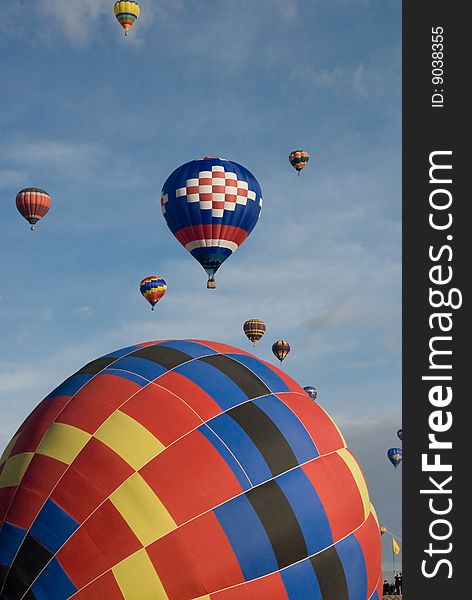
[243,319,266,347]
[114,0,140,36]
[139,276,167,310]
[387,447,403,469]
[379,525,387,537]
[289,150,310,175]
[303,385,318,401]
[397,428,403,441]
[0,339,382,600]
[272,339,290,364]
[16,188,51,231]
[161,157,263,289]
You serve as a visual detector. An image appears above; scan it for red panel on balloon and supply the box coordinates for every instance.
[147,527,209,599]
[279,393,345,455]
[177,511,244,591]
[51,439,134,522]
[71,570,125,600]
[4,486,45,530]
[156,371,222,422]
[11,396,71,455]
[354,513,382,597]
[211,571,289,599]
[302,453,365,542]
[80,499,142,566]
[57,374,141,434]
[57,525,111,588]
[120,384,202,446]
[140,430,243,524]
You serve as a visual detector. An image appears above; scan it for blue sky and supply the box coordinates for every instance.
[0,0,401,577]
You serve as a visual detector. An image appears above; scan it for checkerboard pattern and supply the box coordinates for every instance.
[161,166,261,219]
[160,158,263,278]
[0,340,382,599]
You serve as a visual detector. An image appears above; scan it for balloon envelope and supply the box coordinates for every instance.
[161,157,263,287]
[272,339,290,363]
[243,319,266,346]
[303,386,318,401]
[397,428,403,441]
[289,149,310,173]
[139,276,167,310]
[114,1,140,35]
[0,339,382,599]
[16,188,51,230]
[387,447,403,468]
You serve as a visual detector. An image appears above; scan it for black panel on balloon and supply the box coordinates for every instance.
[130,345,193,370]
[200,354,271,399]
[76,356,116,375]
[246,480,308,568]
[227,401,299,476]
[1,534,51,600]
[310,546,349,600]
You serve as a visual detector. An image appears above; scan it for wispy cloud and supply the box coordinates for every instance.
[39,0,110,45]
[292,63,384,99]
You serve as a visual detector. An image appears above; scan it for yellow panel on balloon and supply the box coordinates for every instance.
[337,447,370,519]
[94,410,164,470]
[0,452,34,489]
[370,502,380,525]
[0,433,20,465]
[113,548,169,600]
[110,472,176,546]
[36,422,91,465]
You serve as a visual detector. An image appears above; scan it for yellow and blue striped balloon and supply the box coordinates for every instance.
[139,276,167,310]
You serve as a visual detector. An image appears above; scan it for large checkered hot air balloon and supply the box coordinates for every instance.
[161,158,263,289]
[0,340,382,599]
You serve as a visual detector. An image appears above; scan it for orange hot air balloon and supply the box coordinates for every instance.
[16,188,51,231]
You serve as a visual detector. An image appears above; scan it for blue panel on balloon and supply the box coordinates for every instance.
[205,413,272,484]
[104,345,141,359]
[281,557,323,600]
[0,522,25,565]
[46,374,92,399]
[32,557,77,600]
[30,499,79,554]
[174,360,248,410]
[214,493,278,580]
[226,354,290,393]
[253,394,319,463]
[160,340,217,358]
[276,468,333,555]
[108,356,168,381]
[199,424,252,491]
[336,534,368,600]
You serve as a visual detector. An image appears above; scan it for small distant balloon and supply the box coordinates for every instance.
[16,188,51,231]
[289,150,310,175]
[303,386,318,401]
[397,428,403,441]
[114,1,140,36]
[243,319,266,347]
[379,525,387,537]
[387,447,402,469]
[140,276,167,310]
[272,340,290,364]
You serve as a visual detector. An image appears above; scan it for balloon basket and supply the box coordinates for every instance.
[207,279,216,289]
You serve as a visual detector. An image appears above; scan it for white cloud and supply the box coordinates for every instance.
[39,0,110,45]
